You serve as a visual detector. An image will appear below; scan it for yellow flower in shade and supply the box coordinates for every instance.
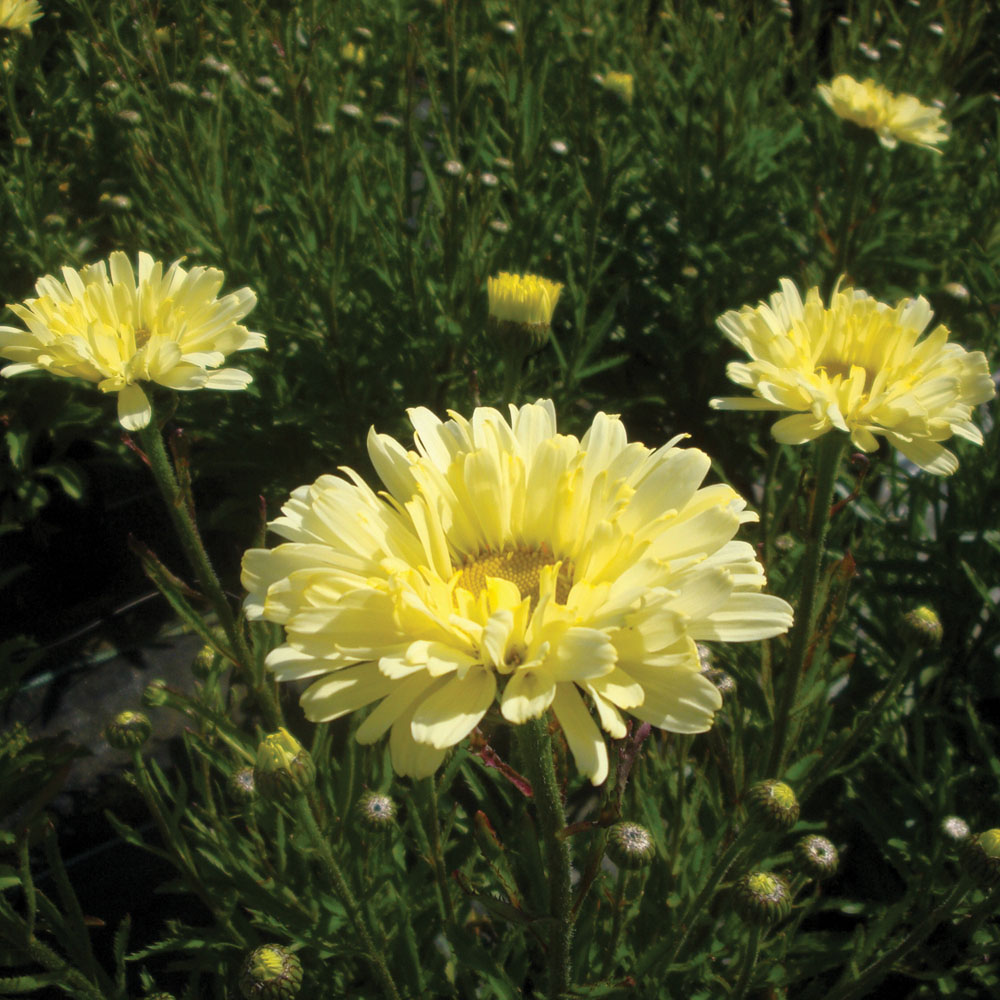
[340,42,365,65]
[0,252,264,430]
[242,401,793,784]
[817,74,948,152]
[603,72,634,105]
[710,279,995,475]
[488,273,562,329]
[0,0,42,34]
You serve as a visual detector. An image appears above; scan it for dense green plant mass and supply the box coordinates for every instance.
[1,0,998,998]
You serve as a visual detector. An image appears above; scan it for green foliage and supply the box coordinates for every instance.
[0,0,997,997]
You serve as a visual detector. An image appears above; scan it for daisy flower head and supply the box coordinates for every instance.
[817,74,948,152]
[0,0,42,35]
[711,279,995,475]
[242,401,794,784]
[0,252,264,430]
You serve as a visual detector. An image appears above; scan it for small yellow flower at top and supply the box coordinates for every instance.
[488,272,562,328]
[0,251,264,431]
[0,0,41,34]
[341,42,365,65]
[817,74,948,152]
[603,71,634,105]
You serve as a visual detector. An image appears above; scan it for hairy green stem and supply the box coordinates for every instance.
[829,133,870,288]
[731,923,761,1000]
[136,416,280,730]
[294,796,403,1000]
[520,716,575,999]
[767,434,845,776]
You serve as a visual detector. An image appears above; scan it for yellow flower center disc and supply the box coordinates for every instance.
[454,546,573,606]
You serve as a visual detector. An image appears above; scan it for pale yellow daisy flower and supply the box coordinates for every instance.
[488,273,562,328]
[0,252,264,430]
[242,401,793,784]
[711,279,995,475]
[0,0,42,34]
[603,72,634,105]
[817,74,948,152]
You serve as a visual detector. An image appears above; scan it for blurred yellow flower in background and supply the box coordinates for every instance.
[603,71,634,105]
[242,401,793,784]
[0,252,264,430]
[0,0,41,35]
[817,74,948,152]
[711,279,995,475]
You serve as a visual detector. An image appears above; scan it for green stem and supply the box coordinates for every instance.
[136,414,280,730]
[767,434,845,776]
[635,827,756,983]
[825,882,969,1000]
[520,716,574,999]
[800,641,920,801]
[829,133,870,288]
[731,924,761,1000]
[294,797,403,1000]
[600,866,629,979]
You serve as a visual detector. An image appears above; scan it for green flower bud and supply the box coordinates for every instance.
[254,730,315,802]
[733,870,792,925]
[746,780,800,832]
[239,944,303,1000]
[356,791,397,831]
[141,679,170,708]
[794,835,839,879]
[229,766,257,804]
[606,821,655,870]
[145,993,177,1000]
[104,711,152,750]
[901,606,943,648]
[960,829,1000,889]
[0,721,30,759]
[191,644,218,680]
[941,815,970,842]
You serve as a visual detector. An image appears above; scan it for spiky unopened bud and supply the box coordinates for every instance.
[746,780,800,832]
[959,829,1000,889]
[794,835,839,879]
[606,822,655,870]
[229,766,257,804]
[191,644,218,680]
[104,711,152,750]
[141,679,170,708]
[239,944,303,999]
[356,791,397,831]
[254,730,315,802]
[734,871,792,925]
[901,606,942,648]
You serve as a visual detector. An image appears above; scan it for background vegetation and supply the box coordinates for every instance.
[1,0,998,997]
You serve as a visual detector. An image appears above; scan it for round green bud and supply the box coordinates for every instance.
[941,815,970,843]
[145,993,177,1000]
[141,679,170,709]
[239,944,303,1000]
[254,730,316,802]
[606,821,655,870]
[356,791,397,831]
[733,870,792,925]
[746,780,800,832]
[959,829,1000,889]
[191,644,218,681]
[794,835,839,879]
[702,667,736,697]
[229,766,257,804]
[0,721,30,759]
[104,711,152,750]
[901,606,943,648]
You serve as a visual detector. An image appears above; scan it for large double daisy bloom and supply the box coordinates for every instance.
[242,402,793,784]
[817,75,948,152]
[711,279,995,475]
[0,252,264,430]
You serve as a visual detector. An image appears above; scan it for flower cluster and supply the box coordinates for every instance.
[711,279,995,475]
[0,0,41,35]
[818,74,948,152]
[0,252,264,430]
[242,401,793,784]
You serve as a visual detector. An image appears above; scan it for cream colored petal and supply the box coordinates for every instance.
[771,413,832,444]
[547,627,617,681]
[300,661,397,722]
[117,382,152,430]
[500,668,556,723]
[551,684,608,785]
[411,666,497,748]
[389,702,449,779]
[355,674,445,743]
[627,663,721,732]
[687,593,794,641]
